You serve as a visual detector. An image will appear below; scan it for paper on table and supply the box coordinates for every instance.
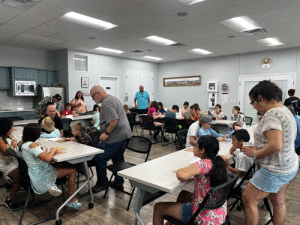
[185,147,193,152]
[45,138,64,142]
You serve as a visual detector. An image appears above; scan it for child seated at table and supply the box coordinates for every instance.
[62,103,79,118]
[158,102,166,115]
[198,115,224,142]
[152,136,228,225]
[18,123,82,209]
[188,104,201,121]
[231,106,246,130]
[222,129,253,190]
[123,104,131,114]
[0,118,21,209]
[40,116,61,138]
[147,101,168,142]
[165,105,179,118]
[212,104,225,120]
[64,122,93,146]
[91,104,100,132]
[181,101,189,118]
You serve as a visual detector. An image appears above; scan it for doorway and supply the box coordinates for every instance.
[100,76,119,98]
[239,74,295,122]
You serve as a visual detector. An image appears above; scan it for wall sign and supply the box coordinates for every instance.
[81,77,89,88]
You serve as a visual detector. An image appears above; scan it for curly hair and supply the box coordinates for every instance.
[249,80,282,102]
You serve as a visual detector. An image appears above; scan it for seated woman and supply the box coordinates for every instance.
[157,102,166,115]
[147,101,168,142]
[231,106,246,130]
[71,91,87,116]
[212,104,225,120]
[152,136,228,225]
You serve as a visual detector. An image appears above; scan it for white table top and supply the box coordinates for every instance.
[12,126,103,163]
[13,115,93,126]
[211,120,236,125]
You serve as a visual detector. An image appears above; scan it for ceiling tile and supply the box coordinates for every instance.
[26,3,67,17]
[42,0,96,10]
[0,5,23,17]
[16,12,54,24]
[24,24,66,37]
[6,18,43,29]
[141,0,185,14]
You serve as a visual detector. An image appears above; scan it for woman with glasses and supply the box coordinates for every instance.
[242,80,298,225]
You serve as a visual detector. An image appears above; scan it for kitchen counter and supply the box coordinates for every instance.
[0,109,35,112]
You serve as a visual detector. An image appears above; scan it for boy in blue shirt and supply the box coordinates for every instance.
[198,115,224,142]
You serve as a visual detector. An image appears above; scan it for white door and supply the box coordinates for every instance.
[100,76,118,98]
[125,70,141,108]
[240,73,295,122]
[140,71,154,102]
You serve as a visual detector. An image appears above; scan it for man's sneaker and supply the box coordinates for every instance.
[92,185,108,193]
[49,185,62,196]
[4,197,13,210]
[109,181,124,190]
[66,199,82,209]
[163,137,169,142]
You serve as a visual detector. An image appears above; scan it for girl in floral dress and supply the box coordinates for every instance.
[152,136,228,225]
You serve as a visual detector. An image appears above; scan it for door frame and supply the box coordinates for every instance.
[99,75,119,99]
[239,73,296,112]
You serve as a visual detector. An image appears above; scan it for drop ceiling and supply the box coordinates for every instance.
[0,0,300,63]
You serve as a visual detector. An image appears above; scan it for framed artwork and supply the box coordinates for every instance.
[163,75,201,87]
[81,77,89,88]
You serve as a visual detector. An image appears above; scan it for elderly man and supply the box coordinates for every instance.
[38,104,64,137]
[134,85,150,113]
[90,85,132,193]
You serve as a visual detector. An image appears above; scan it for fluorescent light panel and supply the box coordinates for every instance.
[61,12,117,30]
[145,36,176,45]
[221,16,262,32]
[190,48,212,55]
[257,37,285,46]
[95,47,123,54]
[177,0,205,5]
[143,56,163,61]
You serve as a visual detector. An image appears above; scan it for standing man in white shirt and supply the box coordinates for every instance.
[134,85,150,114]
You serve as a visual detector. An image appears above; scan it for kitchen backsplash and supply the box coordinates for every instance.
[0,90,38,110]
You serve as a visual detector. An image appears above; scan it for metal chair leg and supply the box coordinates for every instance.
[19,185,31,225]
[126,186,136,211]
[103,174,114,199]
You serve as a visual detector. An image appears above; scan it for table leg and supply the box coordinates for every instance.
[56,161,93,221]
[134,188,145,225]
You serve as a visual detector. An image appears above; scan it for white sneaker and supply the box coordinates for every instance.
[49,185,62,196]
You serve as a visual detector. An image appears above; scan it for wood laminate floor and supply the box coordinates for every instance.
[0,129,299,225]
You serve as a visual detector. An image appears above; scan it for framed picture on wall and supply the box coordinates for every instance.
[81,77,89,88]
[163,75,201,87]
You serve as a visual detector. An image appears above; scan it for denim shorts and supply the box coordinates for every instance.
[250,167,298,193]
[180,203,197,224]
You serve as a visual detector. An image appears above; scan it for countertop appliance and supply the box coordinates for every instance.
[40,86,65,113]
[15,80,36,96]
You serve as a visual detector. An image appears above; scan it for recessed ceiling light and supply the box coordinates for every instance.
[95,47,123,54]
[177,12,188,17]
[145,36,176,45]
[143,56,163,61]
[189,48,213,55]
[221,16,262,32]
[177,0,205,5]
[61,12,117,30]
[228,35,236,38]
[89,37,96,40]
[257,37,285,46]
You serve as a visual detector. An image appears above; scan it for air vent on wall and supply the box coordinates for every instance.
[131,50,144,54]
[170,43,186,47]
[0,0,41,9]
[242,28,267,36]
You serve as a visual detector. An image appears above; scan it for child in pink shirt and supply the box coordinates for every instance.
[152,136,228,225]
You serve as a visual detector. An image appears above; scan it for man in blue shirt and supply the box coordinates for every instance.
[134,85,150,113]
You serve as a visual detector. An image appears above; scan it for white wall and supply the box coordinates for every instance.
[66,50,158,111]
[156,47,300,118]
[0,45,55,110]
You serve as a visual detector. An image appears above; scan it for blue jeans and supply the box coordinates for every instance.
[93,139,127,187]
[77,112,86,116]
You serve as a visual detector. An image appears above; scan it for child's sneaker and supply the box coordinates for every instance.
[49,185,62,196]
[4,197,13,210]
[66,199,82,209]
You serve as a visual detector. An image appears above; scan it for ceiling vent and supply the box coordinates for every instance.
[242,28,267,36]
[170,43,186,47]
[131,50,144,54]
[0,0,41,9]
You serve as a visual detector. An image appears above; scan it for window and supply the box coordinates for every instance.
[73,54,88,72]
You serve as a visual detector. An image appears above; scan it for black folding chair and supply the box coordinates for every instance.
[176,129,188,150]
[61,118,72,137]
[183,119,194,129]
[126,113,139,135]
[164,175,239,225]
[103,136,152,210]
[6,149,66,225]
[245,116,253,126]
[140,115,162,143]
[162,117,181,149]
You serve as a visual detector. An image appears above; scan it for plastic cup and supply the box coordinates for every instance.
[243,142,253,147]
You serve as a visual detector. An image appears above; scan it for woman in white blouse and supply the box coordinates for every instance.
[242,80,298,225]
[212,104,225,120]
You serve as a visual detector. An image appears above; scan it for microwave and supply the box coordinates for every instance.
[15,80,36,96]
